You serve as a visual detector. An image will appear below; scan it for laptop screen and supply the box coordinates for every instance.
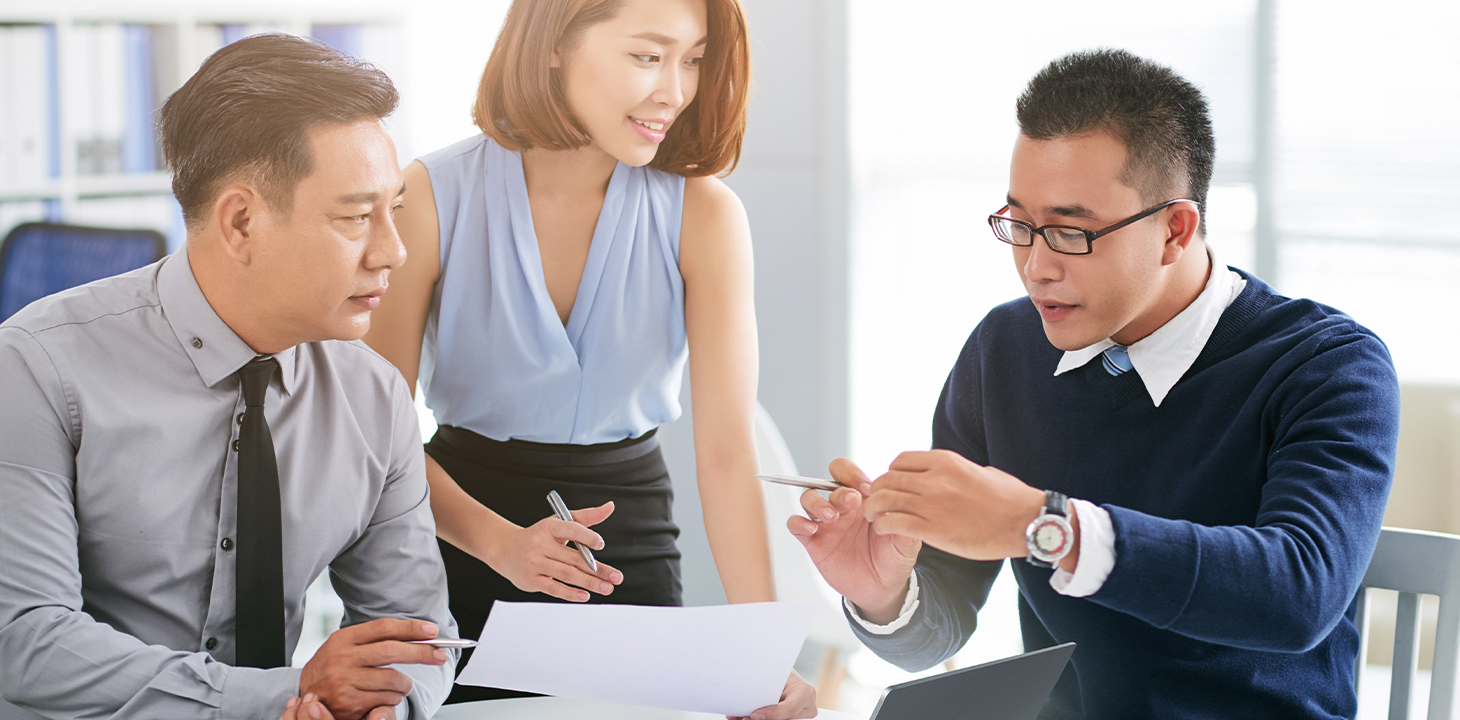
[868,642,1075,720]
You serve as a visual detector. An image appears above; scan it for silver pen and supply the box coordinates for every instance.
[756,473,842,492]
[758,474,846,524]
[408,637,478,648]
[547,490,599,572]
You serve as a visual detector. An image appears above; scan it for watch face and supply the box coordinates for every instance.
[1031,517,1072,560]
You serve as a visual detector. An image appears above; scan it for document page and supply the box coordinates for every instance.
[457,601,813,717]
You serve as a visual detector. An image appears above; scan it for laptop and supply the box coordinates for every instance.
[866,642,1076,720]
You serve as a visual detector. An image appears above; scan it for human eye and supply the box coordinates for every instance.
[1047,227,1089,251]
[333,211,370,227]
[631,53,660,64]
[685,56,703,68]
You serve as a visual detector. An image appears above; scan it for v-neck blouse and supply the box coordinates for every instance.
[418,135,688,444]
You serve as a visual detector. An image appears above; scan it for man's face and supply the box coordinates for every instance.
[1006,131,1176,350]
[248,120,405,347]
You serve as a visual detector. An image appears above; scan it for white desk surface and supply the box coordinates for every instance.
[434,697,866,720]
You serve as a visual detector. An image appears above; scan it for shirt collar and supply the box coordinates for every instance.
[157,245,299,396]
[1053,248,1246,407]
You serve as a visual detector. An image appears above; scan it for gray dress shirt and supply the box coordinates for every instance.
[0,247,457,720]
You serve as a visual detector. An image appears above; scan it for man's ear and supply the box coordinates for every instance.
[213,184,262,265]
[1161,201,1201,266]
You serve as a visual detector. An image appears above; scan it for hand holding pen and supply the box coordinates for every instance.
[486,495,623,603]
[784,458,921,624]
[548,490,600,572]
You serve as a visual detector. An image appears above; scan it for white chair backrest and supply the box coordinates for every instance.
[754,403,864,652]
[1357,527,1460,720]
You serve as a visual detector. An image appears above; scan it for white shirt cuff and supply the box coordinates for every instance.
[1049,498,1116,597]
[845,572,921,635]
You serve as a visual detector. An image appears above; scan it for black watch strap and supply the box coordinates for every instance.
[1044,490,1068,517]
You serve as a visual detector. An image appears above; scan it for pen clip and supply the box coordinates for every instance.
[547,490,572,520]
[547,490,599,573]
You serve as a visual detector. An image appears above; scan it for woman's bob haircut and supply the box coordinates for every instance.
[473,0,750,178]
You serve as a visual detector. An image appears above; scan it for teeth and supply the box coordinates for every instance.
[635,119,665,131]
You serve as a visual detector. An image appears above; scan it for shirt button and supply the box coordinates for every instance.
[205,637,218,650]
[220,538,233,551]
[237,413,245,425]
[191,337,203,349]
[232,439,241,452]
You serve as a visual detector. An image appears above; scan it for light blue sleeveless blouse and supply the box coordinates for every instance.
[417,135,688,444]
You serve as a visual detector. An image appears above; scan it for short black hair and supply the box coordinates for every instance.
[159,33,399,227]
[1017,49,1215,235]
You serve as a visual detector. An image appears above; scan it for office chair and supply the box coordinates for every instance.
[0,222,167,322]
[753,403,867,709]
[1356,527,1460,720]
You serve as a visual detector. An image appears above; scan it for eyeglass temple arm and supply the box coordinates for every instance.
[1088,198,1198,240]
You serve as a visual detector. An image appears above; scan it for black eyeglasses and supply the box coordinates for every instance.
[987,199,1197,255]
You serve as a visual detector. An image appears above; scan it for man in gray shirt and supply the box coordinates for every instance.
[0,35,456,720]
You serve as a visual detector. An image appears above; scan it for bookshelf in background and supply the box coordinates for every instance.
[0,6,401,250]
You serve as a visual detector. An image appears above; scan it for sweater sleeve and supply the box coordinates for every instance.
[1086,328,1400,652]
[848,548,1005,672]
[850,326,1005,672]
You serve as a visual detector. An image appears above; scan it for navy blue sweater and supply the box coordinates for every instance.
[851,270,1400,719]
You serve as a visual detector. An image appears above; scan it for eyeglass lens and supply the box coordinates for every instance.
[989,217,1090,254]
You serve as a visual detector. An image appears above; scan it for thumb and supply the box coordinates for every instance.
[892,533,923,560]
[303,699,338,720]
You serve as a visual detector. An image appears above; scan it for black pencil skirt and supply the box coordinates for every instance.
[425,425,683,704]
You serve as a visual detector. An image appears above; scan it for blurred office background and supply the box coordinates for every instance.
[1,0,1456,717]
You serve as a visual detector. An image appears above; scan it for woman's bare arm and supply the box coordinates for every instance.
[680,175,774,605]
[683,175,817,719]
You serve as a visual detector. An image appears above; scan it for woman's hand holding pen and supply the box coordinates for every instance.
[788,459,922,625]
[489,501,624,602]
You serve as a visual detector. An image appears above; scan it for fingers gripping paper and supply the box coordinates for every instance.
[457,601,813,716]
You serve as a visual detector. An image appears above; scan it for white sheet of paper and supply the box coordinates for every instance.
[457,601,813,717]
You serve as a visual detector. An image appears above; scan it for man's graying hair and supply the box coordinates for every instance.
[1017,48,1215,236]
[160,33,399,227]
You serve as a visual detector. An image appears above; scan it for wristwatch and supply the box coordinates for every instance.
[1025,490,1073,568]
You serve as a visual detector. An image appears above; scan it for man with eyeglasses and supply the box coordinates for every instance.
[792,49,1399,718]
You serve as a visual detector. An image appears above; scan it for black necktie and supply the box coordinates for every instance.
[235,356,286,668]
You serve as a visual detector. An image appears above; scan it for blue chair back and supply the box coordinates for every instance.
[0,222,167,321]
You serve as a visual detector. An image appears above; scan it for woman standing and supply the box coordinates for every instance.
[365,0,816,716]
